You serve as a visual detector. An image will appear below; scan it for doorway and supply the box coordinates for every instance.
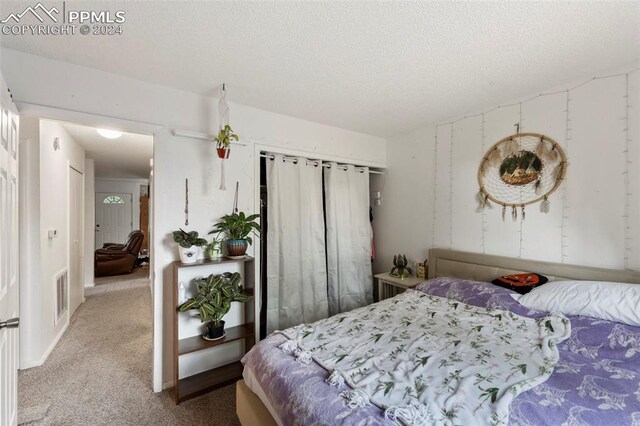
[0,90,19,426]
[17,117,156,423]
[69,166,84,317]
[95,192,133,249]
[257,149,378,335]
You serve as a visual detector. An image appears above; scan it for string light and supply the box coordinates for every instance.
[429,68,638,268]
[624,73,631,270]
[480,113,487,254]
[518,102,525,258]
[560,90,570,263]
[435,69,638,128]
[449,123,454,249]
[431,131,439,249]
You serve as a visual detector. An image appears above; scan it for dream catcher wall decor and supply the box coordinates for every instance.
[477,131,567,221]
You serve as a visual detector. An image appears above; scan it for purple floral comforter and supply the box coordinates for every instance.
[242,278,640,425]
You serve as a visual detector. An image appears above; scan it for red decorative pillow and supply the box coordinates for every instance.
[491,273,549,295]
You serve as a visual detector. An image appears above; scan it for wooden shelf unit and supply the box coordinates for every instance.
[178,322,255,356]
[173,257,256,404]
[176,361,245,403]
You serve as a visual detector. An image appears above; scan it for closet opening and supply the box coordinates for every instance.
[259,156,268,340]
[258,151,383,338]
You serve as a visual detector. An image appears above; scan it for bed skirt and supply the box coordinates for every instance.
[236,380,277,426]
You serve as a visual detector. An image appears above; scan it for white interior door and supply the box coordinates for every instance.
[69,168,84,317]
[95,192,132,249]
[0,87,20,426]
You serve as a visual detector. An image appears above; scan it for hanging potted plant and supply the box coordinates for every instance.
[210,211,261,257]
[214,124,238,159]
[172,228,207,264]
[178,272,252,340]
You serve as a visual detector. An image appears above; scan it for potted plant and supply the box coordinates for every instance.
[214,124,238,159]
[178,272,252,340]
[390,254,413,279]
[204,236,222,260]
[210,211,261,257]
[172,228,207,264]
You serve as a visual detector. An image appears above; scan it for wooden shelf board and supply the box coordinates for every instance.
[177,361,244,403]
[179,323,255,355]
[173,256,254,268]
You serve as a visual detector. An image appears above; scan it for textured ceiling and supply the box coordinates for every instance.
[1,1,639,136]
[60,121,152,179]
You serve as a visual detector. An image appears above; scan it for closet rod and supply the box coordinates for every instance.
[259,153,385,175]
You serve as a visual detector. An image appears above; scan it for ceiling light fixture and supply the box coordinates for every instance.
[96,129,123,139]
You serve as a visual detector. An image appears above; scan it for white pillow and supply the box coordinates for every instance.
[514,280,640,327]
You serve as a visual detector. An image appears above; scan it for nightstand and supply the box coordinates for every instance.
[375,273,426,301]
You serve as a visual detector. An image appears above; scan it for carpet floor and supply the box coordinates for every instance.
[18,279,240,425]
[94,266,149,286]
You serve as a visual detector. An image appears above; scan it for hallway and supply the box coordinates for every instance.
[18,282,239,425]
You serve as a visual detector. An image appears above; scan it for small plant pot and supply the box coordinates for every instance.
[204,321,225,340]
[204,245,221,260]
[226,239,248,256]
[217,148,230,159]
[178,245,199,264]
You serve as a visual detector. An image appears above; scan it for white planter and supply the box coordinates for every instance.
[178,245,200,264]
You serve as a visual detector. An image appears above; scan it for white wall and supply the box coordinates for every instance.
[1,48,387,390]
[375,66,640,274]
[18,117,86,368]
[371,124,435,274]
[95,177,148,235]
[84,159,95,287]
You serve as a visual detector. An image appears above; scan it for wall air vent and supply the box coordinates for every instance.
[55,270,68,324]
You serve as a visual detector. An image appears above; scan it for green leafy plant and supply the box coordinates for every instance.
[214,125,239,149]
[206,235,222,251]
[178,272,251,326]
[204,236,222,259]
[172,228,207,248]
[210,211,261,244]
[390,254,413,278]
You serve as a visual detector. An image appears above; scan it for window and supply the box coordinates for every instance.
[103,195,125,204]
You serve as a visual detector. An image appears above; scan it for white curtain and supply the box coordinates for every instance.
[266,155,329,333]
[324,163,373,315]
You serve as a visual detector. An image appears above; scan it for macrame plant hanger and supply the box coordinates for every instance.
[184,178,189,226]
[232,181,239,214]
[219,83,230,191]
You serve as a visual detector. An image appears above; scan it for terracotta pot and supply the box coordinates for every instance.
[217,147,230,159]
[226,239,248,256]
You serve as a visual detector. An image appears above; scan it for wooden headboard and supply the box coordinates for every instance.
[428,249,640,284]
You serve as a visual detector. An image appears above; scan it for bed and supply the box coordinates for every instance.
[237,249,640,425]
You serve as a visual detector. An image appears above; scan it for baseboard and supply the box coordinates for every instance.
[162,380,175,390]
[39,320,69,365]
[20,321,68,370]
[84,280,95,288]
[19,358,44,370]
